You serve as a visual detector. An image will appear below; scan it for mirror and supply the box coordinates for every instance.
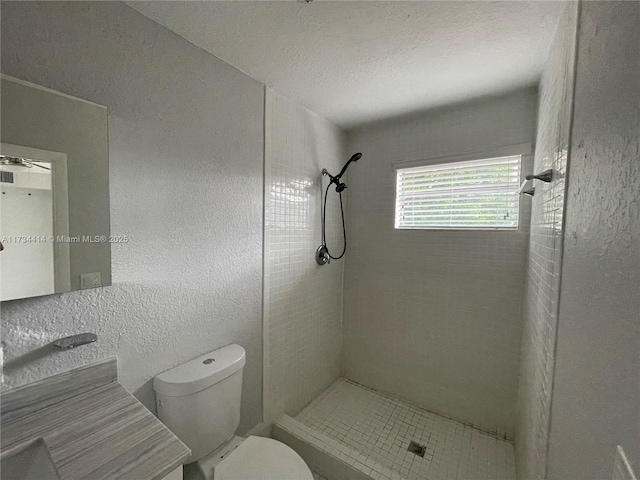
[0,76,111,301]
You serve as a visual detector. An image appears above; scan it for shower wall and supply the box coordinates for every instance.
[344,89,537,439]
[263,90,346,422]
[514,4,578,479]
[547,2,640,478]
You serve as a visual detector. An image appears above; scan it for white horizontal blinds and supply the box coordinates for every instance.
[395,155,521,229]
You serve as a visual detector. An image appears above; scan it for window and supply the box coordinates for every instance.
[394,155,521,229]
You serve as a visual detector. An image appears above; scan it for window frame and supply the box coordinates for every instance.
[392,144,530,231]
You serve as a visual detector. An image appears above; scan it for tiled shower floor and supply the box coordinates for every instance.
[296,379,517,480]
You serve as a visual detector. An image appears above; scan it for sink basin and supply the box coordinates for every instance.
[1,439,60,480]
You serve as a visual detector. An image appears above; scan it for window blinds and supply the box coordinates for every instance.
[395,155,521,229]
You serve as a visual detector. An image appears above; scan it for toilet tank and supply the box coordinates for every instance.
[153,344,246,463]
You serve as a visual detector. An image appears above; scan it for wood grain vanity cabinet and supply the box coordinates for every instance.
[1,359,190,480]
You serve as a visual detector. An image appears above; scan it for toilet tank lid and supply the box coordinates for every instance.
[153,344,246,397]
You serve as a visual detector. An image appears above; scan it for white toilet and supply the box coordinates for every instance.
[154,344,313,480]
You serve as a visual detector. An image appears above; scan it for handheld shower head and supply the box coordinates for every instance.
[317,153,362,265]
[323,152,363,192]
[336,152,362,180]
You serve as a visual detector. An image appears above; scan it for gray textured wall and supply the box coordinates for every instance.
[0,1,264,433]
[548,2,640,478]
[344,89,537,438]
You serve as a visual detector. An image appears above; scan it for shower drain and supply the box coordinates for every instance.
[408,441,426,457]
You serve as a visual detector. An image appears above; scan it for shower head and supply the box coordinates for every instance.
[322,152,363,192]
[336,152,362,180]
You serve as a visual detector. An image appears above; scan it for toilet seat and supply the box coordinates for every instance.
[214,436,313,480]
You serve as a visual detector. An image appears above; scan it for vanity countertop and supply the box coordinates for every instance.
[1,358,190,480]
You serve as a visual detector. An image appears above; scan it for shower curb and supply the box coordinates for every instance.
[273,414,406,480]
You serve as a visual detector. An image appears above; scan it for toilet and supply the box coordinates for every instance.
[153,344,313,480]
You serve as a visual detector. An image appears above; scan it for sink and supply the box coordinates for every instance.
[1,439,60,480]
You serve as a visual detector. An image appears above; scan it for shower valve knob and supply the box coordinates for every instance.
[315,245,330,265]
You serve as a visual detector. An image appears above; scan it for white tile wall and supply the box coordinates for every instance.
[263,90,347,422]
[514,4,578,479]
[344,89,538,439]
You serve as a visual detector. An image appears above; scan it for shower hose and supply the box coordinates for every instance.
[321,182,347,260]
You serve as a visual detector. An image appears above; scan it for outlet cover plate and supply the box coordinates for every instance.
[80,272,102,289]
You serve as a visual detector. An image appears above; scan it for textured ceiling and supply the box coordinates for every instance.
[127,1,563,128]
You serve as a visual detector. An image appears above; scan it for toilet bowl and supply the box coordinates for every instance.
[196,435,313,480]
[153,344,313,480]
